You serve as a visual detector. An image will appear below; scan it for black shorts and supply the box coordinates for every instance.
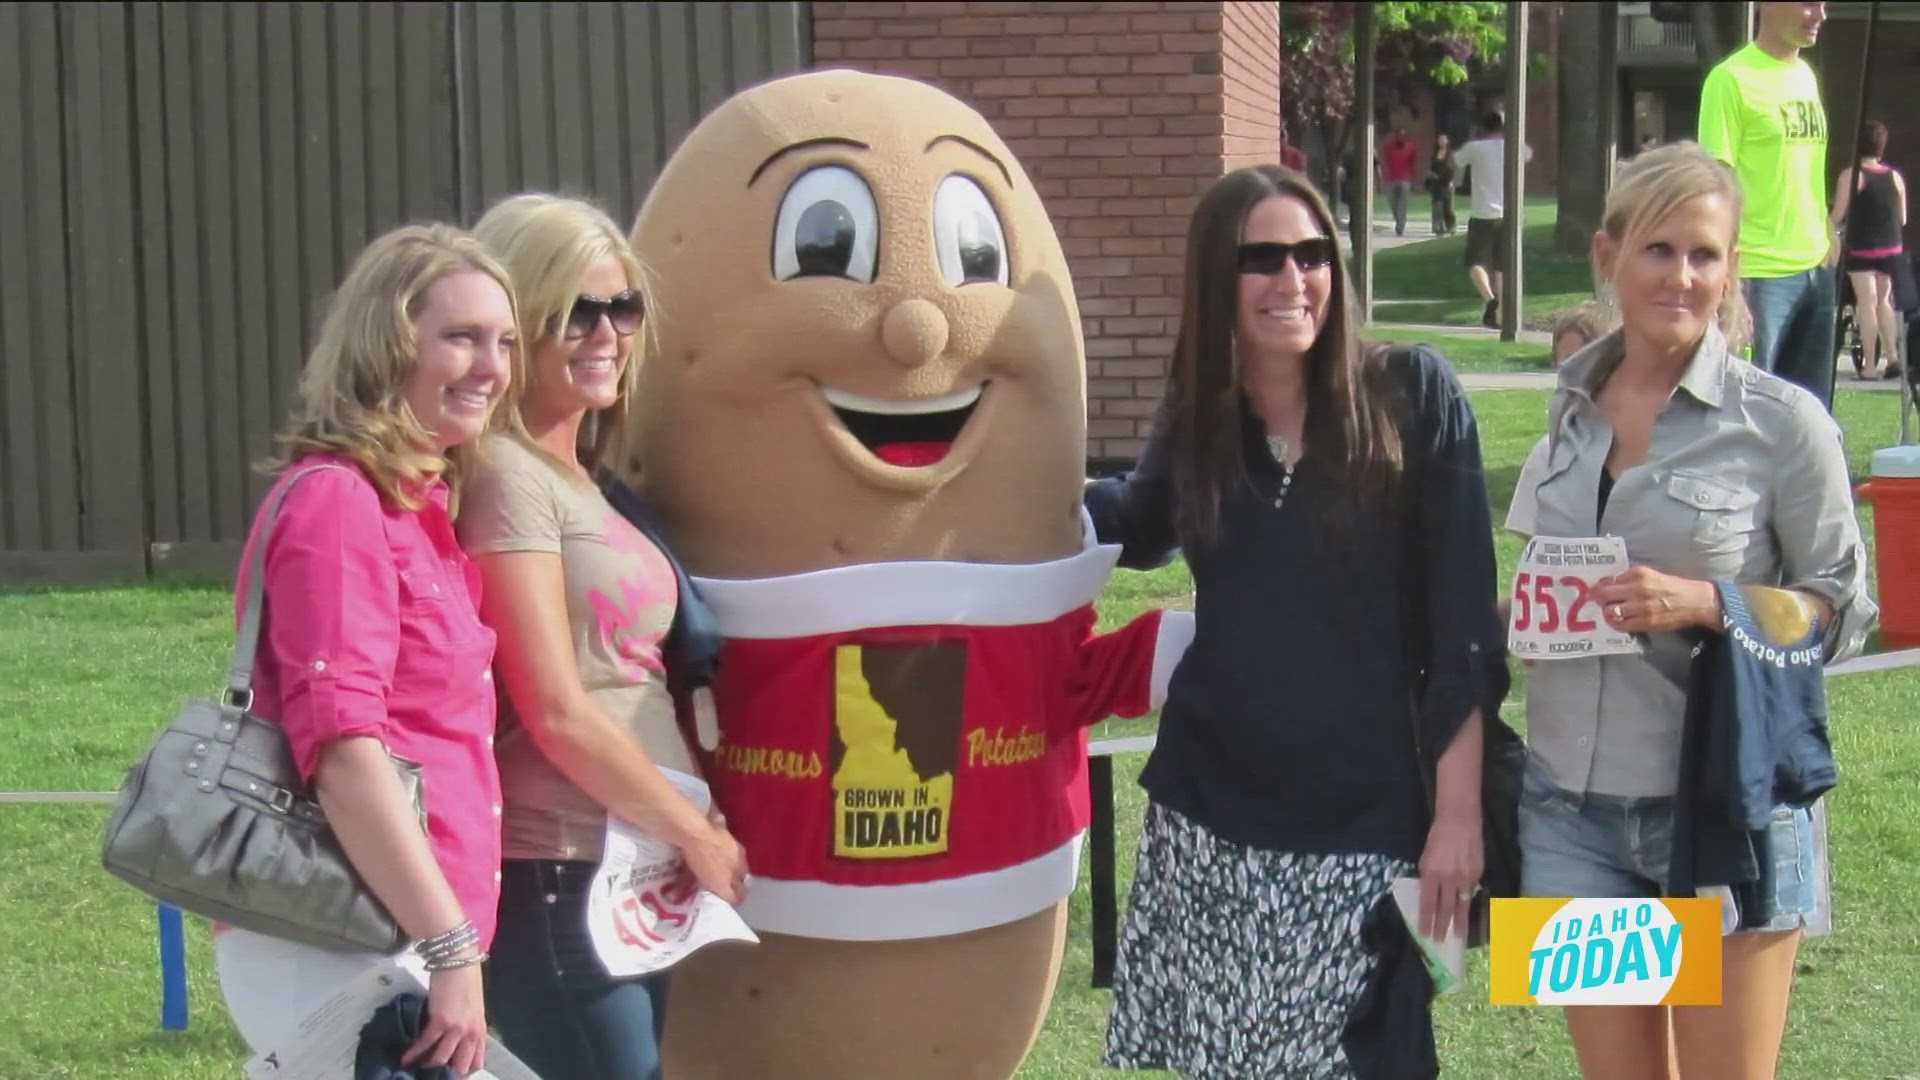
[1843,251,1903,275]
[1464,217,1510,269]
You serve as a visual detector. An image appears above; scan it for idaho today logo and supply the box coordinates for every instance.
[1489,898,1723,1005]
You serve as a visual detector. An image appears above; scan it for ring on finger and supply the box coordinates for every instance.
[1611,603,1625,621]
[1659,596,1673,612]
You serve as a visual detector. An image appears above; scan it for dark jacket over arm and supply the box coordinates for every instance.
[1388,346,1512,767]
[1084,398,1181,570]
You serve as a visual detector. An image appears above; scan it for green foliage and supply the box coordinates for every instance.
[1374,0,1510,87]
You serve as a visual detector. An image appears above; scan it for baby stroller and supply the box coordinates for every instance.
[1834,255,1914,379]
[1836,257,1920,438]
[1903,305,1920,444]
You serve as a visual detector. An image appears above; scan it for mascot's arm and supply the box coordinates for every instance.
[1067,608,1196,728]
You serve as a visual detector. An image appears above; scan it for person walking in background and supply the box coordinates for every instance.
[1454,111,1533,328]
[1281,132,1308,175]
[1382,125,1420,237]
[1699,1,1838,408]
[1427,133,1458,237]
[1831,119,1908,380]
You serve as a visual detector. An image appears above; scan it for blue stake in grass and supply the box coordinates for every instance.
[158,904,188,1031]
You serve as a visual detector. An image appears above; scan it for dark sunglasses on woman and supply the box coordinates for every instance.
[1237,237,1338,275]
[562,289,644,339]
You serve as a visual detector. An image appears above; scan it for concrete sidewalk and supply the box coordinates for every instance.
[1375,320,1914,394]
[1378,320,1554,347]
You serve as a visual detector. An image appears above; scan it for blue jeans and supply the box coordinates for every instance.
[1743,267,1838,411]
[1517,765,1830,934]
[486,860,671,1080]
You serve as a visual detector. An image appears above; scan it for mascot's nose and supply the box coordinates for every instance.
[880,298,950,368]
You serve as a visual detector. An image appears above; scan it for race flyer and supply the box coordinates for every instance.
[586,768,759,978]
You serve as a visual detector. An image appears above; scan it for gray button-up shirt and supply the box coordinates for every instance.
[1513,325,1876,797]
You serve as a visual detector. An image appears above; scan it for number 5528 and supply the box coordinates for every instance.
[1511,571,1599,633]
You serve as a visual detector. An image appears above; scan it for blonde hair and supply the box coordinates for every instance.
[471,193,652,477]
[1596,141,1752,350]
[265,223,523,511]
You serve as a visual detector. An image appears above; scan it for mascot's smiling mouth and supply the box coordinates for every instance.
[821,384,985,468]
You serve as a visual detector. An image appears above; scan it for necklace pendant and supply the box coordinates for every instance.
[1265,434,1291,467]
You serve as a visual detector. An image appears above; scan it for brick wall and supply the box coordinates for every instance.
[811,0,1283,464]
[1220,2,1281,171]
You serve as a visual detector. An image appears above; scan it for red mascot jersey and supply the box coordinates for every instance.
[688,520,1192,941]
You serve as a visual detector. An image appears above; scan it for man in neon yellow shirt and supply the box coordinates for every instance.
[1699,2,1837,410]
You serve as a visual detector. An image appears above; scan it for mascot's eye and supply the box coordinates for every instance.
[773,165,878,283]
[932,174,1009,287]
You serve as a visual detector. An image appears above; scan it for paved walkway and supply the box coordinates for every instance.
[1376,320,1915,395]
[1452,363,1914,393]
[1381,320,1554,347]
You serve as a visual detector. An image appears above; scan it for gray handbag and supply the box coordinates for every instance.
[101,463,426,955]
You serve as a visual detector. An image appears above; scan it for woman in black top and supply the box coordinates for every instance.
[1426,133,1457,236]
[1831,119,1909,379]
[1091,164,1508,1078]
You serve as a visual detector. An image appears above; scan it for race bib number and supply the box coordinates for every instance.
[586,769,758,978]
[1507,536,1642,660]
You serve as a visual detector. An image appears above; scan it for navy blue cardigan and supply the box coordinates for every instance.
[1669,582,1837,926]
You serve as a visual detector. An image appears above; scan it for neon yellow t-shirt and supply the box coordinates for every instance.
[1698,43,1830,278]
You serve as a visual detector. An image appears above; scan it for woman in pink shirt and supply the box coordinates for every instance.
[213,224,520,1077]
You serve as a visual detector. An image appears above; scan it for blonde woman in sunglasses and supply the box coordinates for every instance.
[461,193,747,1080]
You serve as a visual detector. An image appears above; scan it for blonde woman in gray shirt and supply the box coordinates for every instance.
[1508,143,1876,1079]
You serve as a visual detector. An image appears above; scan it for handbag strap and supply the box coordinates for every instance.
[224,462,353,709]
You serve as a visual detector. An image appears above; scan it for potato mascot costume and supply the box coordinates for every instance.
[629,69,1192,1080]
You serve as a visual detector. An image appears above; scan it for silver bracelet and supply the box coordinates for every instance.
[423,948,489,973]
[415,920,479,964]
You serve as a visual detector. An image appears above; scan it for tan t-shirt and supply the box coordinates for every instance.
[457,434,692,862]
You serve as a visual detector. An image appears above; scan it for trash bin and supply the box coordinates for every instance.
[1855,445,1920,649]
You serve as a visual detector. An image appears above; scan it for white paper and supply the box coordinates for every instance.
[1506,535,1643,660]
[243,953,542,1080]
[1391,876,1467,995]
[586,768,759,978]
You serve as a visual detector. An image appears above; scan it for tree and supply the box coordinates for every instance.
[1282,1,1512,182]
[1555,1,1609,256]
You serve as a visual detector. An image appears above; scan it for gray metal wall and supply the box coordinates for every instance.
[0,1,810,583]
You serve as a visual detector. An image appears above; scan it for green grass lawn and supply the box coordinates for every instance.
[1372,199,1595,332]
[2,383,1916,1077]
[1370,326,1559,374]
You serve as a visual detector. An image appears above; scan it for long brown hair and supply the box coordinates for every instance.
[1166,164,1403,552]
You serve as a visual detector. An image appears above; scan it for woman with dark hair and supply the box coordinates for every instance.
[1426,133,1457,236]
[1090,164,1508,1077]
[1831,119,1909,379]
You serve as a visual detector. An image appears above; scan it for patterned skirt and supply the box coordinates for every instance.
[1102,802,1415,1079]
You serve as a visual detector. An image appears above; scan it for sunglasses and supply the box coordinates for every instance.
[1237,238,1338,275]
[560,290,643,340]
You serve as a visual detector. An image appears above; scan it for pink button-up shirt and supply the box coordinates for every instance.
[234,455,503,947]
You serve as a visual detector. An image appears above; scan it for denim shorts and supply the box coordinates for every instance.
[1518,764,1831,936]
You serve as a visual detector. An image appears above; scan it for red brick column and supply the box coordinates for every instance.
[811,0,1283,464]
